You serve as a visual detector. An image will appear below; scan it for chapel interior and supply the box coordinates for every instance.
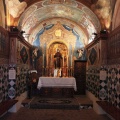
[0,0,120,120]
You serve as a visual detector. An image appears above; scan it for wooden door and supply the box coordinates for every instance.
[74,60,86,95]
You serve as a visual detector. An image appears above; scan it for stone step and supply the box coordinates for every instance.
[22,96,93,110]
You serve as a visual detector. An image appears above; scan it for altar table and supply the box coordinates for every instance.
[37,77,77,91]
[37,77,77,97]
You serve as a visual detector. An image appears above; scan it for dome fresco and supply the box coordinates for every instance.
[4,0,113,45]
[18,0,102,45]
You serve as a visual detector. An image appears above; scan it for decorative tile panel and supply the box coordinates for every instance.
[20,47,28,64]
[86,67,100,98]
[86,64,120,109]
[0,65,9,101]
[89,48,97,65]
[0,64,29,103]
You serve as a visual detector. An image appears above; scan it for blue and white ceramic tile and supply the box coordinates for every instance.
[8,87,16,99]
[99,88,107,100]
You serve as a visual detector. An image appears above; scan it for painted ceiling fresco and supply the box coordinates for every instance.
[18,0,100,44]
[5,0,27,18]
[4,0,114,46]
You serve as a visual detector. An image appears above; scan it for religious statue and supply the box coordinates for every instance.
[54,49,62,69]
[32,48,38,69]
[77,49,83,58]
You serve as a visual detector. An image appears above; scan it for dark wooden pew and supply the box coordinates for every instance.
[96,101,120,120]
[0,99,18,117]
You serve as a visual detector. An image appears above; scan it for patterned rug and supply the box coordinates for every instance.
[29,97,80,110]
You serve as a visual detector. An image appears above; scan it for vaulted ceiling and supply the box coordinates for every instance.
[5,0,115,46]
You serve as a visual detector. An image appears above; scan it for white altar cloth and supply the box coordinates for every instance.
[37,77,77,91]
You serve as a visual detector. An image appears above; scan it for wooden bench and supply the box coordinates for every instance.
[0,99,18,117]
[96,101,120,120]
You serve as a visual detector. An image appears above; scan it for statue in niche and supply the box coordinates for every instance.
[54,49,62,69]
[77,49,84,58]
[32,48,38,69]
[76,48,87,61]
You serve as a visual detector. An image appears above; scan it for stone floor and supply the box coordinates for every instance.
[1,107,111,120]
[1,95,112,120]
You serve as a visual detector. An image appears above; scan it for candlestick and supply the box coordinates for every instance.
[43,54,44,67]
[51,54,52,65]
[63,55,64,67]
[71,54,72,67]
[47,54,48,66]
[67,55,68,67]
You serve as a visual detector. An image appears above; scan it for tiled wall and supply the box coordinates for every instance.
[86,66,100,99]
[86,64,120,109]
[0,64,29,103]
[0,65,9,102]
[16,66,29,97]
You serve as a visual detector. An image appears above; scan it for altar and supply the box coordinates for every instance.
[37,77,77,98]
